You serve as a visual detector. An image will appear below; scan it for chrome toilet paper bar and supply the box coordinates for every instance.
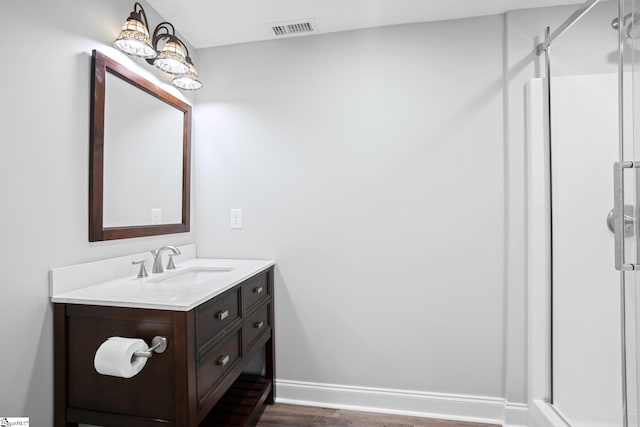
[133,336,168,359]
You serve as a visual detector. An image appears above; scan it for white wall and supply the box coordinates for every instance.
[193,0,621,417]
[0,1,195,424]
[194,15,507,401]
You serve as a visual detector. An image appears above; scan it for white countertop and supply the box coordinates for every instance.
[51,258,275,311]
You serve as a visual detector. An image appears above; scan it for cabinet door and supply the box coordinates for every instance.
[66,306,177,421]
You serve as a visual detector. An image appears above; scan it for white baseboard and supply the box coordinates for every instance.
[275,379,528,427]
[505,402,529,426]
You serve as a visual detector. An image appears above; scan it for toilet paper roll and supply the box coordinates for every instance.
[94,337,149,378]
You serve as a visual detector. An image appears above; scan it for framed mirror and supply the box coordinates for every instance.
[89,50,191,241]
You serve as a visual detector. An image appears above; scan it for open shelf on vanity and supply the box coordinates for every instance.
[200,374,272,426]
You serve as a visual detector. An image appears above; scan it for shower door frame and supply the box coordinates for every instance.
[533,0,629,425]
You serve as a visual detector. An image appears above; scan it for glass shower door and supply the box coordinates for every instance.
[547,2,624,425]
[549,74,623,427]
[623,1,640,425]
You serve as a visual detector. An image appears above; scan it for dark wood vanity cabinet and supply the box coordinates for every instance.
[54,267,275,427]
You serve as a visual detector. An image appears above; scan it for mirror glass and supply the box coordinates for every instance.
[90,50,191,241]
[103,72,183,227]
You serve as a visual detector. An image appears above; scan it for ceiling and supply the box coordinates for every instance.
[147,0,584,49]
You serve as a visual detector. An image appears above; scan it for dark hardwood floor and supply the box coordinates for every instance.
[255,404,499,427]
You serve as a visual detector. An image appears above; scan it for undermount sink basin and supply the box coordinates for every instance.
[150,266,234,286]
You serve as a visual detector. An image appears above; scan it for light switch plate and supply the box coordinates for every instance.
[151,208,162,225]
[230,209,242,229]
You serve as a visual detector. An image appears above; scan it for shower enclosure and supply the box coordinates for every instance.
[528,0,640,426]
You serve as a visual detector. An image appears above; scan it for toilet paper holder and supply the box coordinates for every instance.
[134,336,168,359]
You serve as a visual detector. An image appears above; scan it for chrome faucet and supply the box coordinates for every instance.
[151,246,181,274]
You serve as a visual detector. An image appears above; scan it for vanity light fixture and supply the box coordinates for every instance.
[172,57,203,90]
[113,3,156,58]
[113,3,203,90]
[150,22,190,75]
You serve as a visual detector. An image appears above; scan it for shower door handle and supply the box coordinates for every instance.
[614,161,639,271]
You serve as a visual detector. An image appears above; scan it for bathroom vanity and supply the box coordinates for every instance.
[64,50,275,426]
[52,252,275,427]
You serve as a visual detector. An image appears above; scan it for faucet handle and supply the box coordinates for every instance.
[132,260,148,278]
[167,253,179,270]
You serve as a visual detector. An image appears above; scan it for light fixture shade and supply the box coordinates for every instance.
[172,61,203,90]
[154,40,189,75]
[113,16,156,58]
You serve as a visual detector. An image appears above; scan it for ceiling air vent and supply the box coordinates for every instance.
[267,18,318,39]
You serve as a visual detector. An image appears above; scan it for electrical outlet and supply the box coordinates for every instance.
[230,209,242,229]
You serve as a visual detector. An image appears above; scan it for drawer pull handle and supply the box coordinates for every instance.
[254,321,264,329]
[253,286,263,294]
[216,310,229,320]
[217,355,230,366]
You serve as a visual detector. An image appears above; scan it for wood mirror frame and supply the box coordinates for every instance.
[89,50,191,241]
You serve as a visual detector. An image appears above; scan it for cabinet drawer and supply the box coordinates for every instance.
[197,328,242,402]
[245,302,270,349]
[196,288,240,349]
[242,271,269,313]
